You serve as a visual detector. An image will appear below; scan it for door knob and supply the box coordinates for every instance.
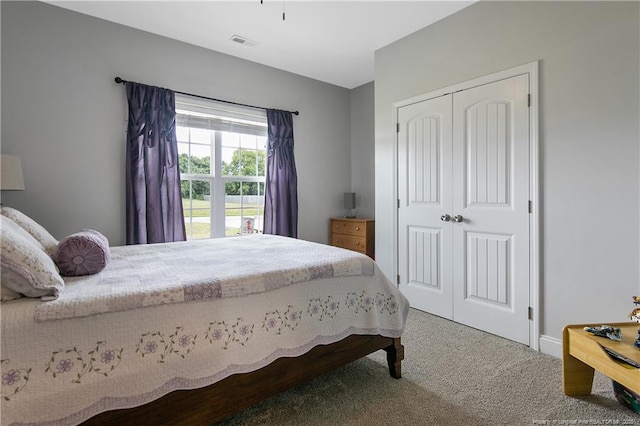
[440,214,451,222]
[453,215,464,223]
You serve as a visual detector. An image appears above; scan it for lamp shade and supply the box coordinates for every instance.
[1,155,25,191]
[344,192,356,210]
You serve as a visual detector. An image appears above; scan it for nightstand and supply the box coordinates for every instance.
[329,218,374,258]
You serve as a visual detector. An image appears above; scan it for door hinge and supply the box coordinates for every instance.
[528,306,533,320]
[528,200,532,213]
[527,94,531,107]
[396,122,400,133]
[397,274,400,285]
[397,199,400,209]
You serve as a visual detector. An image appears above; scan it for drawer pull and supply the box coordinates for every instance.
[355,242,360,246]
[355,227,360,231]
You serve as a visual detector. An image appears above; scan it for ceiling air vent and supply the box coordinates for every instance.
[230,35,256,47]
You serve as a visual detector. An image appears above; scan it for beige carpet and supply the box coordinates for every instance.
[217,308,639,425]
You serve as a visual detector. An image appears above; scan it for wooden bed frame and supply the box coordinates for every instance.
[83,334,404,425]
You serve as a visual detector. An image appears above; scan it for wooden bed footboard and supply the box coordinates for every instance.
[83,334,404,425]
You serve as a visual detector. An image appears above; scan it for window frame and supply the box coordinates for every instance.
[176,95,267,239]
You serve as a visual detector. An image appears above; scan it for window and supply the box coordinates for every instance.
[176,95,267,239]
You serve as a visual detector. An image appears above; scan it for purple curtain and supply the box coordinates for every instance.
[125,82,186,244]
[264,109,298,238]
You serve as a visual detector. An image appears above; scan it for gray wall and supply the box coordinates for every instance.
[1,1,353,246]
[350,81,375,219]
[375,1,640,352]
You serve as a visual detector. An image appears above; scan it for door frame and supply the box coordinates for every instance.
[392,61,540,349]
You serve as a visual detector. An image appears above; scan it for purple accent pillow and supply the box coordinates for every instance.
[54,230,110,276]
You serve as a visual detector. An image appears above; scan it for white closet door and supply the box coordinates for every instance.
[397,73,531,345]
[397,95,453,319]
[451,74,530,345]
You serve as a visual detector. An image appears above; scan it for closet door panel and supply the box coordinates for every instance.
[452,74,530,345]
[397,96,453,319]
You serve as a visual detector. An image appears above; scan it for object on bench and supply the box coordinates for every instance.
[584,325,622,341]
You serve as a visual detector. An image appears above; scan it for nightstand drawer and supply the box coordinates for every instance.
[329,217,374,258]
[331,219,367,237]
[331,234,367,253]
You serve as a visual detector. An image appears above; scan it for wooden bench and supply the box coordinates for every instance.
[562,322,639,396]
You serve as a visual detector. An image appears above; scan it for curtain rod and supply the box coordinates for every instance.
[114,77,299,116]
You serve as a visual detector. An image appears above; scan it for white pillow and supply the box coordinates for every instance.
[1,284,23,302]
[1,206,58,256]
[1,216,64,300]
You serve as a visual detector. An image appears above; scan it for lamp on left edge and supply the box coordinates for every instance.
[1,155,25,191]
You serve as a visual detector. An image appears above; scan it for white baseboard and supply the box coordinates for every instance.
[539,334,562,358]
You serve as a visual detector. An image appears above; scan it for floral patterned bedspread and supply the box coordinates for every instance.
[1,235,409,425]
[35,234,375,321]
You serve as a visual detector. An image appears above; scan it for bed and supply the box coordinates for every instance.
[0,210,408,426]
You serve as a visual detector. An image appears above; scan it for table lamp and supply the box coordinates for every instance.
[344,192,356,218]
[1,154,25,191]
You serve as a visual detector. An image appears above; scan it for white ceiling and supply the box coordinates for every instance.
[47,1,473,89]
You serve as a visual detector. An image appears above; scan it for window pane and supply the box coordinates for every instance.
[178,143,189,174]
[224,189,241,236]
[221,146,237,176]
[222,147,265,178]
[178,127,212,175]
[221,132,241,149]
[224,184,263,236]
[176,126,189,141]
[179,148,210,175]
[239,134,257,150]
[242,193,264,235]
[221,132,240,178]
[182,180,211,240]
[190,128,212,144]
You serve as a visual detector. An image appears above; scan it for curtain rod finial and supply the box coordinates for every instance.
[114,77,124,84]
